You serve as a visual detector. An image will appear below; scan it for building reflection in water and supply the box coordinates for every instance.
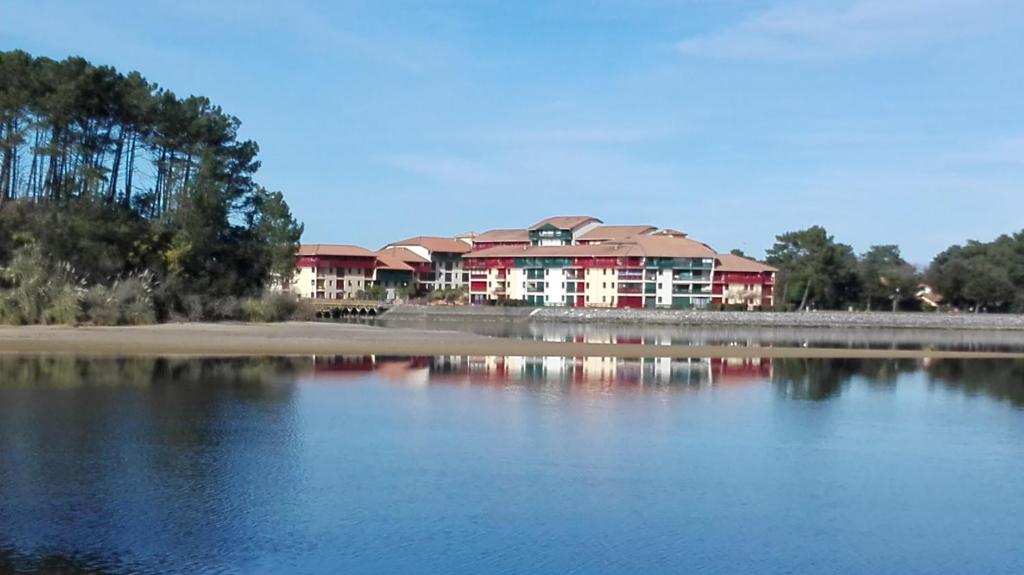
[308,355,774,390]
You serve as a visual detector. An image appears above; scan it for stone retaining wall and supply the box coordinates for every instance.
[384,304,1024,331]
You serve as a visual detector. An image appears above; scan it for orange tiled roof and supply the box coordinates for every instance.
[386,236,472,254]
[298,244,377,258]
[528,216,602,231]
[465,235,716,259]
[377,246,431,264]
[714,253,778,273]
[473,228,530,243]
[577,225,657,242]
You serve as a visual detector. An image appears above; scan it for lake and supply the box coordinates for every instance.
[1,354,1022,574]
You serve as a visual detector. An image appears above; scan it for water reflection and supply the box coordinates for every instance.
[1,354,1023,574]
[0,547,123,575]
[309,355,773,390]
[1,355,1021,408]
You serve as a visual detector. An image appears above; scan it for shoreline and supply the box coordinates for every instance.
[383,304,1024,331]
[1,322,1023,360]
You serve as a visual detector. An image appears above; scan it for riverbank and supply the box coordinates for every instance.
[384,304,1024,330]
[1,322,1023,359]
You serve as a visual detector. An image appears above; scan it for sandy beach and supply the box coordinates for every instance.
[1,322,1023,359]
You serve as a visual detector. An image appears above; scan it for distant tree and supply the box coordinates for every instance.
[857,245,919,311]
[729,248,746,257]
[927,232,1024,312]
[766,226,859,311]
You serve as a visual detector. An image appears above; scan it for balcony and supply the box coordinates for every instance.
[526,282,545,293]
[673,287,713,296]
[618,285,643,295]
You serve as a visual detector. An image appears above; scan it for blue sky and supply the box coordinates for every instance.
[3,0,1023,264]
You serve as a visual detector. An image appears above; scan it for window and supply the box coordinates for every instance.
[658,297,662,303]
[603,283,606,289]
[602,296,606,303]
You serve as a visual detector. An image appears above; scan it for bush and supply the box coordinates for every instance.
[81,275,156,325]
[0,246,83,325]
[240,292,310,322]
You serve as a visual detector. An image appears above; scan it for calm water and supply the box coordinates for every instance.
[1,355,1023,574]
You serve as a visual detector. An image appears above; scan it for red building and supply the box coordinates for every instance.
[712,254,777,309]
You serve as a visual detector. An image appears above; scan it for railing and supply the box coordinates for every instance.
[673,272,708,281]
[618,285,643,295]
[673,288,713,295]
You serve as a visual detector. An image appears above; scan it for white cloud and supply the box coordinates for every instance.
[677,0,1015,61]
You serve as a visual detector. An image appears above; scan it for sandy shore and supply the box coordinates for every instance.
[1,322,1023,359]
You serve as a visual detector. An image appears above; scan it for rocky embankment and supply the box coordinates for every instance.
[384,304,1024,331]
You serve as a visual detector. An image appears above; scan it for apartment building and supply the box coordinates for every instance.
[292,244,378,299]
[383,236,473,291]
[711,254,778,309]
[464,234,718,309]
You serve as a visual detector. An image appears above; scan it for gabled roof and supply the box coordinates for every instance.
[607,235,717,258]
[473,228,530,243]
[714,253,778,273]
[385,236,472,254]
[465,235,717,259]
[650,228,687,238]
[377,246,431,264]
[528,216,602,231]
[577,225,657,242]
[298,244,377,258]
[466,244,626,258]
[375,251,415,272]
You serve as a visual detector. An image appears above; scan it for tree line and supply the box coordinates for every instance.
[0,50,302,323]
[763,226,1024,313]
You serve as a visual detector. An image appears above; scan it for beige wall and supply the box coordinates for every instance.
[291,265,369,300]
[584,267,617,308]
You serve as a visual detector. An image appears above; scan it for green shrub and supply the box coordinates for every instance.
[81,274,156,325]
[0,246,83,325]
[240,291,308,322]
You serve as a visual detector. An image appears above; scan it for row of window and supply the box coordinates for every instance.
[311,279,364,287]
[314,267,368,276]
